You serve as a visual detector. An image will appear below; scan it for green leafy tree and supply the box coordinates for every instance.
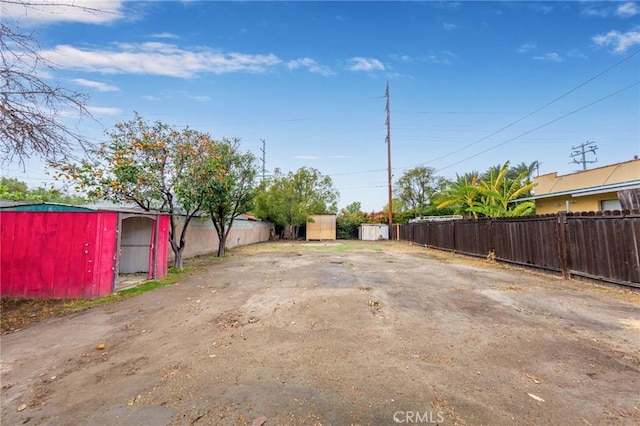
[394,166,447,217]
[187,138,258,257]
[337,201,365,239]
[345,201,362,215]
[51,113,219,269]
[0,177,87,204]
[0,177,28,196]
[380,199,406,223]
[254,167,339,239]
[436,172,481,218]
[382,198,407,215]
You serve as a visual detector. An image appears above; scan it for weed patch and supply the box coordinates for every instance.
[1,255,218,334]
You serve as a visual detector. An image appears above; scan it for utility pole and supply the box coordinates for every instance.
[385,81,393,225]
[570,141,598,170]
[259,138,266,180]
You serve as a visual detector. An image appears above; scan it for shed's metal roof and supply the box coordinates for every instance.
[0,201,167,215]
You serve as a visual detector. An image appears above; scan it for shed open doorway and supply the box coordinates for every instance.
[117,216,156,291]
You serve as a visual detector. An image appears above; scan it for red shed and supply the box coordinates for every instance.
[0,203,169,299]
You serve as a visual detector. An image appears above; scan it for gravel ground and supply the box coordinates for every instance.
[1,240,639,425]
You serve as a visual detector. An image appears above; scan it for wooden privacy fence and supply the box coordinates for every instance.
[391,210,640,289]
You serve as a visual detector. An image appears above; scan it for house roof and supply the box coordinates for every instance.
[0,201,264,222]
[527,158,640,201]
[521,179,640,201]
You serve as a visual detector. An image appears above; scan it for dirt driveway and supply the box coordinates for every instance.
[2,240,639,425]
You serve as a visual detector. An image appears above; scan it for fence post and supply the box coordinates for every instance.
[452,221,456,254]
[558,212,570,279]
[489,218,495,256]
[426,222,431,247]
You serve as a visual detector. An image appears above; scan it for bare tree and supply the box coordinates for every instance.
[0,0,112,166]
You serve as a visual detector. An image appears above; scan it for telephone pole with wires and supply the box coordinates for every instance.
[259,138,266,180]
[385,81,393,225]
[570,141,598,170]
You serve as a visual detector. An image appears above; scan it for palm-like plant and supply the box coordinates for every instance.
[436,172,480,218]
[469,161,536,217]
[437,162,536,218]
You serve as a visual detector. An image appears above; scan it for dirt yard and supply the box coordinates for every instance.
[1,240,639,425]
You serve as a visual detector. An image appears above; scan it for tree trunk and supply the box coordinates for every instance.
[214,216,227,257]
[218,232,227,257]
[169,214,192,270]
[174,248,184,270]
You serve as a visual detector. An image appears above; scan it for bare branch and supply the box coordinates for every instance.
[1,3,97,167]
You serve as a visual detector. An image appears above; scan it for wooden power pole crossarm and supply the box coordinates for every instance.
[385,81,393,225]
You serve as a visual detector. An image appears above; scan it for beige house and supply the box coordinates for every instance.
[530,158,640,214]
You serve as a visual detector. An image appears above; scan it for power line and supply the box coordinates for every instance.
[324,48,640,179]
[337,183,388,190]
[407,47,640,170]
[434,81,639,173]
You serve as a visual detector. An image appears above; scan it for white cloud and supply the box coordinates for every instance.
[150,32,180,39]
[390,52,454,65]
[294,155,319,160]
[142,95,160,102]
[87,106,121,115]
[582,6,609,18]
[516,43,537,53]
[346,57,385,72]
[593,29,640,53]
[432,1,461,9]
[442,22,457,30]
[533,52,564,62]
[390,54,413,63]
[567,49,588,60]
[287,58,334,76]
[426,54,452,65]
[1,0,125,24]
[616,2,639,17]
[187,95,211,102]
[71,78,119,92]
[528,3,553,14]
[386,72,414,79]
[41,42,283,78]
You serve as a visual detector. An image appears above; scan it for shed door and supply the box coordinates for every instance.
[120,217,154,274]
[147,220,156,280]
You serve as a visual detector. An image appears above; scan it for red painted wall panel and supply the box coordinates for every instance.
[39,212,60,297]
[52,212,79,297]
[94,213,118,298]
[156,215,170,279]
[0,212,118,299]
[24,213,45,297]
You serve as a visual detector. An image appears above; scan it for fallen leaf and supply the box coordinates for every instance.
[251,415,267,426]
[528,393,545,402]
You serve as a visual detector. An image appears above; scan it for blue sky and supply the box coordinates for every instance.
[2,0,639,211]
